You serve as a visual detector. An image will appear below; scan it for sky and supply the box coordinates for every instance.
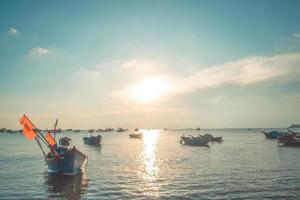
[0,0,300,129]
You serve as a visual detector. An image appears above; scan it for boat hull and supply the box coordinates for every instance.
[180,136,209,146]
[45,147,87,175]
[262,131,287,139]
[83,135,102,145]
[129,133,143,139]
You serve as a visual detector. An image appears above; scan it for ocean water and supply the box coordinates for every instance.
[0,129,299,200]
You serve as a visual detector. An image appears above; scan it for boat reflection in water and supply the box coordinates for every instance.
[44,172,88,199]
[139,129,160,198]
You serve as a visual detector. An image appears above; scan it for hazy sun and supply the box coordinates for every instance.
[130,77,168,103]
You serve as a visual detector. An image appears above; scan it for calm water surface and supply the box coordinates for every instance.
[0,129,299,199]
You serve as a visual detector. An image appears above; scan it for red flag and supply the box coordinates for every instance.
[19,114,37,140]
[46,132,56,146]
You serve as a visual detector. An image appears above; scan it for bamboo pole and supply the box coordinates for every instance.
[35,137,46,157]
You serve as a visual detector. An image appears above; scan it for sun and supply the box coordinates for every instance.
[130,77,168,103]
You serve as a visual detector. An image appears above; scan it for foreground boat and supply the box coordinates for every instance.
[261,130,288,139]
[83,135,102,145]
[46,141,88,174]
[129,132,143,139]
[180,135,210,146]
[19,114,87,175]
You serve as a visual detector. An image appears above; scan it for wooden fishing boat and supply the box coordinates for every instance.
[45,144,88,175]
[83,135,102,145]
[117,128,127,132]
[261,130,288,139]
[129,133,143,139]
[19,115,87,175]
[180,135,209,146]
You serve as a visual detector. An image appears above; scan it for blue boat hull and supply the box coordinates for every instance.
[83,135,102,145]
[46,147,88,175]
[262,131,287,139]
[180,136,209,146]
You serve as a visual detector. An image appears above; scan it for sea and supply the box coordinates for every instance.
[0,129,299,200]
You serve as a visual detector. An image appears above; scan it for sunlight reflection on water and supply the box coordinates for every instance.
[140,129,160,197]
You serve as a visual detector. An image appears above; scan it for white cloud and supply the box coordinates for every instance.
[26,47,51,57]
[7,27,21,36]
[293,33,300,38]
[73,68,101,80]
[121,60,155,70]
[170,52,300,94]
[111,52,300,103]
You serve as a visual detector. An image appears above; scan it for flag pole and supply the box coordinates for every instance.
[35,137,46,157]
[54,119,58,141]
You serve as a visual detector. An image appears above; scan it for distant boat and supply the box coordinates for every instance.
[180,134,209,146]
[88,129,94,133]
[129,133,143,139]
[19,115,87,175]
[6,129,18,133]
[83,135,102,145]
[261,130,288,139]
[96,128,114,132]
[288,124,300,128]
[74,129,81,132]
[117,128,126,132]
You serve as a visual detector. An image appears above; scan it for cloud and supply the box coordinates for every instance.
[293,33,300,38]
[73,68,101,81]
[171,52,300,94]
[26,47,51,58]
[120,60,155,70]
[7,27,21,36]
[111,52,300,103]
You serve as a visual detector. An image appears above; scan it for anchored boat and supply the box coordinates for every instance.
[83,135,102,145]
[261,130,288,139]
[129,132,143,139]
[117,128,127,132]
[19,114,88,175]
[180,134,210,146]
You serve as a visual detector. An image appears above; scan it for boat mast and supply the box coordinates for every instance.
[35,137,46,157]
[54,119,58,141]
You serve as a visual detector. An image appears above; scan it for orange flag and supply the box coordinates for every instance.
[19,114,37,140]
[46,132,56,146]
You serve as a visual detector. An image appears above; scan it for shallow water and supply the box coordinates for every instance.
[0,129,299,199]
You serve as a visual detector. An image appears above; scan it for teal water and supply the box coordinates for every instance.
[0,129,299,199]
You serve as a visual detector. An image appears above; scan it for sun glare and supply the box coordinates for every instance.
[130,77,168,103]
